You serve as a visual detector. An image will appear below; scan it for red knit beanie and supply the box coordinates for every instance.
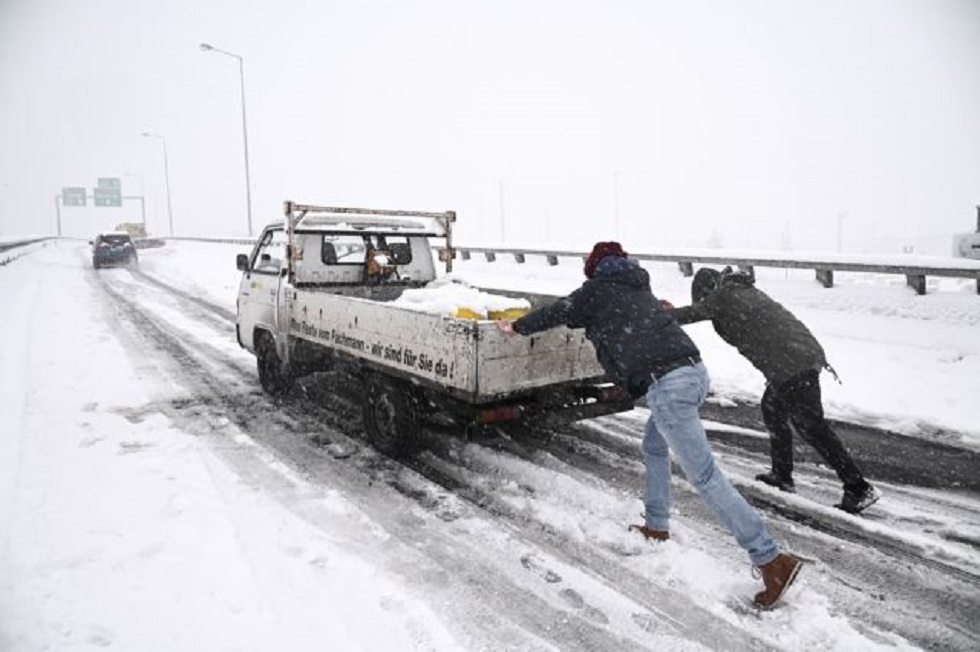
[584,241,627,279]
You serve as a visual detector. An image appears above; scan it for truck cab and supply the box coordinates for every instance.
[235,203,453,357]
[234,202,629,457]
[235,225,289,352]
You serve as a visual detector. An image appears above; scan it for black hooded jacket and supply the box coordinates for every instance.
[512,257,700,396]
[673,269,827,387]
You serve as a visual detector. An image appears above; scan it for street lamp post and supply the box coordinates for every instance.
[199,42,254,236]
[141,132,174,237]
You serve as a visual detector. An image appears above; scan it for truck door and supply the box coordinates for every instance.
[237,226,288,351]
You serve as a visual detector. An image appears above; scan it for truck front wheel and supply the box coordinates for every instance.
[255,332,293,396]
[362,374,420,458]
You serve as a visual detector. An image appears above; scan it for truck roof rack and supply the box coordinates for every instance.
[284,202,455,237]
[283,201,458,275]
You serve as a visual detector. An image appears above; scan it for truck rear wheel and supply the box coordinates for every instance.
[255,331,293,396]
[362,374,420,458]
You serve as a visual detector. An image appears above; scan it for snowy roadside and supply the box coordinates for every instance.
[0,245,465,651]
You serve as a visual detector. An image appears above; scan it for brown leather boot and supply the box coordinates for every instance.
[628,524,669,541]
[753,553,803,609]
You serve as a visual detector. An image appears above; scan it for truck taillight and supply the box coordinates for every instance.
[599,386,629,402]
[476,405,524,425]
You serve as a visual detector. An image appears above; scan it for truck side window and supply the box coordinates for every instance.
[252,228,287,274]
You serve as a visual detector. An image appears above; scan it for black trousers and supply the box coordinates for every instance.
[760,369,866,491]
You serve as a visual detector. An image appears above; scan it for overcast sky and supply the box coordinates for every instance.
[2,0,978,253]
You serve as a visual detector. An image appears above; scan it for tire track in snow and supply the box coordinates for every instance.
[92,267,979,650]
[90,271,740,650]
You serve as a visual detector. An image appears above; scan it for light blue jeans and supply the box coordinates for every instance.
[643,362,780,567]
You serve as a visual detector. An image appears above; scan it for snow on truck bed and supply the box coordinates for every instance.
[390,277,531,319]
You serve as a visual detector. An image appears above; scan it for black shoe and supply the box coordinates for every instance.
[837,484,882,514]
[755,471,796,493]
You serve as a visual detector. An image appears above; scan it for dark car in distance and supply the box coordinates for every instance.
[91,232,139,269]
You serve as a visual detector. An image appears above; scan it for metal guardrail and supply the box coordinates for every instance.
[0,237,53,253]
[0,237,55,266]
[164,236,256,246]
[441,246,980,296]
[39,234,974,296]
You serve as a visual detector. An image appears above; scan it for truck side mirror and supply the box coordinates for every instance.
[236,253,249,271]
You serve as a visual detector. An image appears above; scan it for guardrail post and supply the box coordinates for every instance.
[461,250,471,261]
[906,274,927,295]
[815,269,834,288]
[484,251,496,262]
[547,254,559,266]
[513,253,525,263]
[678,261,693,277]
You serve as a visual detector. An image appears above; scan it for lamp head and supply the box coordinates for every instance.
[199,43,214,51]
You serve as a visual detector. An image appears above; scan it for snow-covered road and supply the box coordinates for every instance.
[1,240,978,651]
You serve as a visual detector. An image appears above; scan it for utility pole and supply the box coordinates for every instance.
[200,42,254,236]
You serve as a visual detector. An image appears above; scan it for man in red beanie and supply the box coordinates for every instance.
[496,241,803,609]
[583,241,626,279]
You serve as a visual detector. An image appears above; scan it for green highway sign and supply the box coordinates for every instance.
[93,186,122,207]
[93,177,122,207]
[62,187,87,207]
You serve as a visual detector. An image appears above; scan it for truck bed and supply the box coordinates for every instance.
[287,288,605,403]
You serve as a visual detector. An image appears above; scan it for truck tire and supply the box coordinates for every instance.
[362,374,420,458]
[255,331,293,396]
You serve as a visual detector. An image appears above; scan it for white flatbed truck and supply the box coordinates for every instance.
[235,201,633,455]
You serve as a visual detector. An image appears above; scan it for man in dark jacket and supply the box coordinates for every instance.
[670,267,880,514]
[497,242,803,609]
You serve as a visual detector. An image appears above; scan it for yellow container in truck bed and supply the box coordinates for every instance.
[488,308,529,320]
